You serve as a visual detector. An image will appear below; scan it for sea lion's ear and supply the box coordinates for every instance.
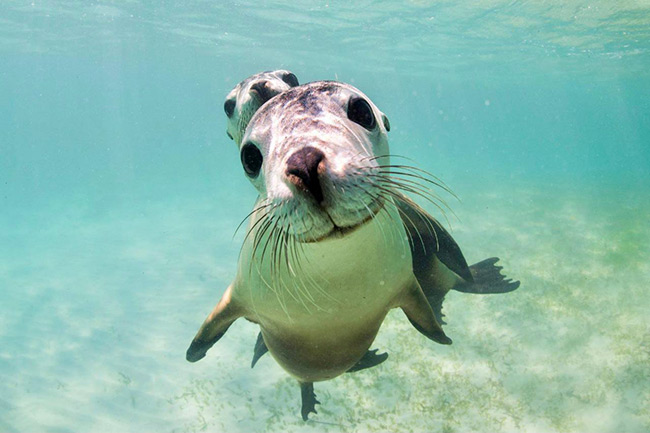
[382,114,391,132]
[186,283,244,362]
[399,279,452,345]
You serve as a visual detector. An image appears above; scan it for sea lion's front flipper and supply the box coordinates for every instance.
[399,280,452,345]
[186,284,243,362]
[394,193,472,282]
[394,193,472,325]
[346,349,389,373]
[251,331,268,368]
[299,382,320,421]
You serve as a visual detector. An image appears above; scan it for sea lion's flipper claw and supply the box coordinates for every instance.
[299,382,320,421]
[426,293,447,325]
[186,284,243,362]
[251,331,268,368]
[454,257,521,294]
[400,280,452,345]
[346,349,389,373]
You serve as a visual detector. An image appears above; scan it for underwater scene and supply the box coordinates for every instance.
[1,1,649,432]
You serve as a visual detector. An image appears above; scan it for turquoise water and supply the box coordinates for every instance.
[1,1,649,431]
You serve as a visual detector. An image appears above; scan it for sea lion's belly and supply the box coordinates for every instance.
[261,313,384,381]
[235,202,412,381]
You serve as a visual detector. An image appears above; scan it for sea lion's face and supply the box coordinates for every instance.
[224,70,299,145]
[240,81,392,242]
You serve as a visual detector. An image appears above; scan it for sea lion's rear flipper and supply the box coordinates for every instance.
[346,349,389,373]
[299,382,320,421]
[186,284,243,362]
[454,257,520,294]
[251,331,268,368]
[400,279,452,345]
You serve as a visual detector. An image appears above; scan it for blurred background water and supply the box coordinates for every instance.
[1,1,649,432]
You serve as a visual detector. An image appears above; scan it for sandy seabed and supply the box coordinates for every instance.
[1,183,648,432]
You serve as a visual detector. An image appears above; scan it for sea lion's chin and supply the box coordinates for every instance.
[301,202,384,244]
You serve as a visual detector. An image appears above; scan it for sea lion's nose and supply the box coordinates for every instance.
[250,80,274,103]
[286,146,326,204]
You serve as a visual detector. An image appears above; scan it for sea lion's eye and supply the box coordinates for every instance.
[281,72,299,87]
[347,97,376,130]
[241,143,263,178]
[224,99,236,117]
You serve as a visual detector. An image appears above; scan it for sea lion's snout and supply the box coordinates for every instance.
[285,146,326,205]
[250,80,275,104]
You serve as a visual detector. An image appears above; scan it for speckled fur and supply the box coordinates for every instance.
[241,81,391,241]
[225,70,298,146]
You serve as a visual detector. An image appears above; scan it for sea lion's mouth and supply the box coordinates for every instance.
[303,201,385,243]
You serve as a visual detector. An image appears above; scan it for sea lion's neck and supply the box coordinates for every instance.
[236,200,413,324]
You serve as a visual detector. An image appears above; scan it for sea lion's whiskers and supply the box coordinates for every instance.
[276,215,314,312]
[260,216,279,264]
[366,168,453,210]
[292,232,340,307]
[293,264,323,310]
[349,184,388,244]
[279,229,312,310]
[248,212,290,317]
[265,217,298,318]
[243,208,272,266]
[277,210,328,312]
[393,203,428,253]
[359,153,458,217]
[284,215,338,306]
[270,219,283,286]
[367,185,413,254]
[377,191,420,253]
[376,167,454,196]
[373,174,454,229]
[373,171,456,218]
[353,185,395,247]
[282,222,296,277]
[250,215,275,262]
[287,265,314,314]
[367,183,427,254]
[376,177,452,227]
[366,181,441,250]
[234,201,273,239]
[271,221,287,310]
[363,154,456,197]
[359,177,440,249]
[249,213,280,288]
[244,203,279,250]
[396,195,442,252]
[276,223,327,313]
[256,264,291,321]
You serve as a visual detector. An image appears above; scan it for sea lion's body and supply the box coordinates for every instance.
[237,199,411,381]
[187,79,519,420]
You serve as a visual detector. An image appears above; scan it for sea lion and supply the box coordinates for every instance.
[224,69,299,146]
[187,81,520,420]
[226,71,389,370]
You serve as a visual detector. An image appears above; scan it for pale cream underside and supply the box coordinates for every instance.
[232,198,414,381]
